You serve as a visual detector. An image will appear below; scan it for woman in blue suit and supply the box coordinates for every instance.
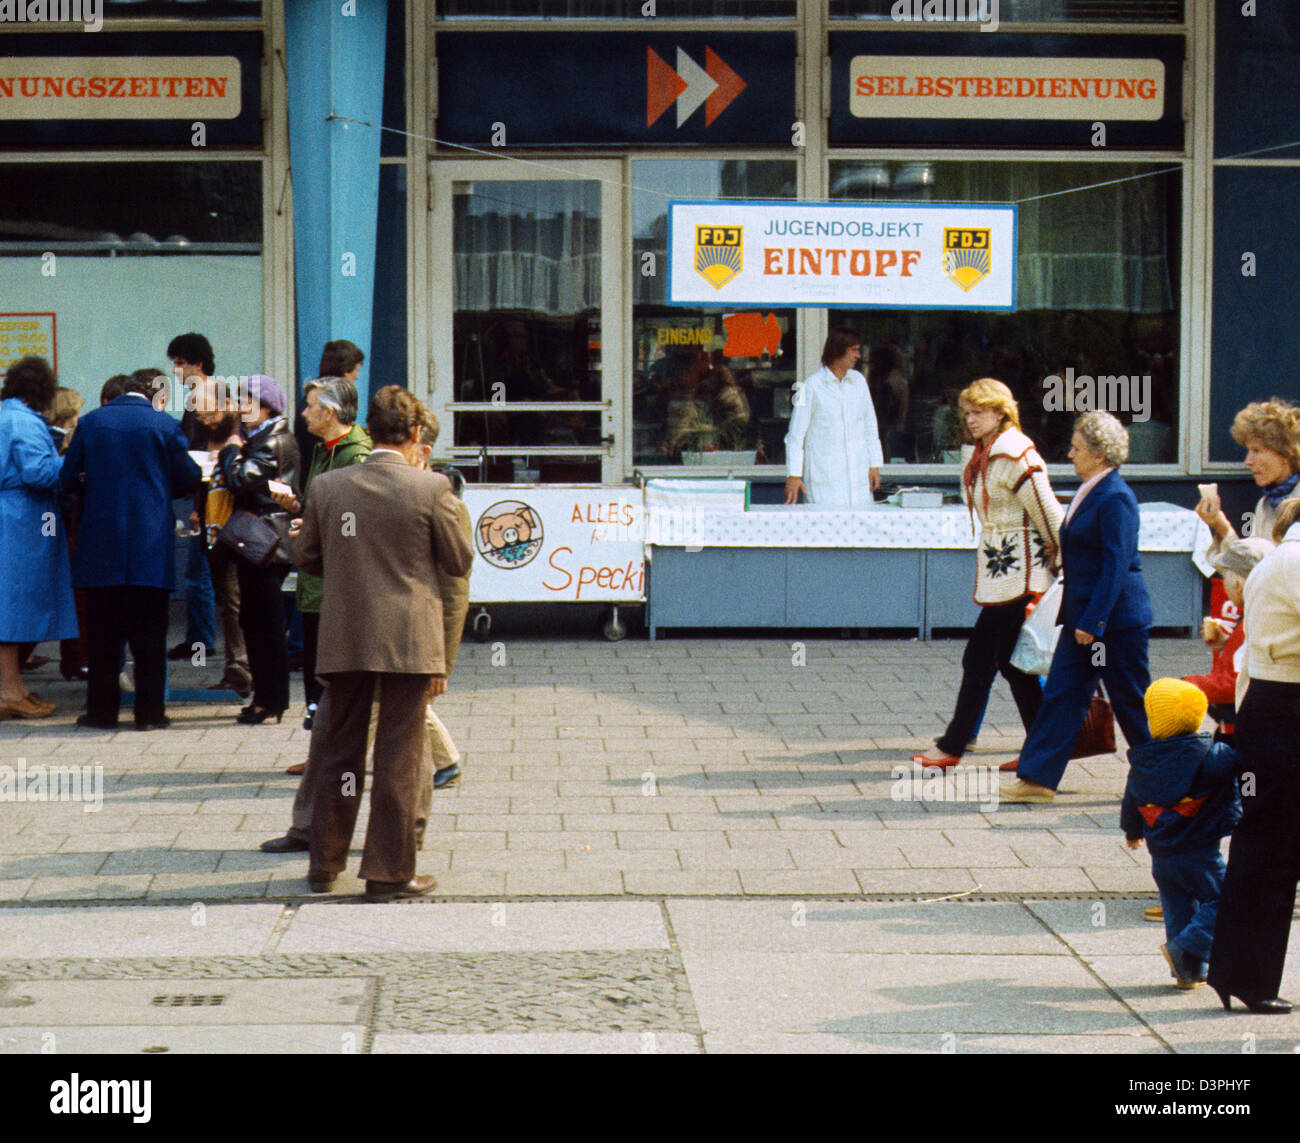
[0,356,77,719]
[1002,411,1153,803]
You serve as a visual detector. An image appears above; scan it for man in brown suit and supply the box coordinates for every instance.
[259,417,472,855]
[291,386,473,901]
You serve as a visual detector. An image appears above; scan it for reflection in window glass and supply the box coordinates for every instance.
[0,161,261,247]
[370,164,407,394]
[381,0,406,158]
[452,179,604,479]
[104,0,263,16]
[633,159,798,468]
[828,160,1180,465]
[829,0,1182,21]
[438,0,794,18]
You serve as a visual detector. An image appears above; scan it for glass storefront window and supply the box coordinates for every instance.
[381,0,407,159]
[828,159,1181,465]
[633,158,797,467]
[829,0,1183,21]
[437,0,795,18]
[104,0,263,17]
[0,160,263,406]
[371,164,407,395]
[451,177,604,481]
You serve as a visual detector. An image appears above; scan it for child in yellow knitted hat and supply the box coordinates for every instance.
[1121,678,1242,989]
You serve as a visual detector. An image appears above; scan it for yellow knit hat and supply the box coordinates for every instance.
[1144,678,1209,739]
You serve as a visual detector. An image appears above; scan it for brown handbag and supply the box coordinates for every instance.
[1070,690,1117,759]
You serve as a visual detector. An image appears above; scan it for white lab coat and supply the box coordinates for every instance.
[784,365,884,508]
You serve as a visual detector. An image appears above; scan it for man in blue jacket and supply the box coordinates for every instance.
[60,369,202,729]
[1122,678,1241,989]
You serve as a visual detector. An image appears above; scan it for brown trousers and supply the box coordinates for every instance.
[309,671,431,884]
[288,686,448,844]
[206,541,249,677]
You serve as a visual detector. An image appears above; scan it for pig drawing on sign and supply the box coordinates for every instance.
[475,501,544,569]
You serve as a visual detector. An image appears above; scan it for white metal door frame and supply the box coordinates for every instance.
[428,158,627,484]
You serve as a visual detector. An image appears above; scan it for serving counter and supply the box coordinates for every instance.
[643,480,1210,640]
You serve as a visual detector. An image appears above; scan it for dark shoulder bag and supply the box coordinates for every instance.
[217,509,285,567]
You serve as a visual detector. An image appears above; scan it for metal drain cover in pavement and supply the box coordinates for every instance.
[0,978,370,1026]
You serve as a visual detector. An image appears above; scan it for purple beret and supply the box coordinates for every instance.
[245,373,287,416]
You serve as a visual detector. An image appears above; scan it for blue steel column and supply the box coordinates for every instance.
[284,0,387,411]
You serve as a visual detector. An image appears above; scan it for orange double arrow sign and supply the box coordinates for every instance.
[647,45,747,128]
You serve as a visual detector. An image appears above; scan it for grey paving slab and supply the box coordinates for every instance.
[701,1031,1165,1054]
[0,1025,367,1054]
[0,904,284,956]
[0,977,367,1027]
[680,951,1144,1037]
[669,901,1061,955]
[370,1032,699,1053]
[1083,955,1300,1054]
[278,902,669,954]
[1026,901,1183,956]
[24,876,154,901]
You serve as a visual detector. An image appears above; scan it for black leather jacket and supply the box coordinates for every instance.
[218,415,301,520]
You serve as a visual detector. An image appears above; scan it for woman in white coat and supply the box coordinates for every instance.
[784,327,883,509]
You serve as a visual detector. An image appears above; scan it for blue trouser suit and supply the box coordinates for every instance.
[1015,624,1151,791]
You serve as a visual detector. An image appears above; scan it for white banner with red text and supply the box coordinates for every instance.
[668,200,1017,310]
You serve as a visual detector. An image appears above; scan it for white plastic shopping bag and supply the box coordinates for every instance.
[1009,577,1063,676]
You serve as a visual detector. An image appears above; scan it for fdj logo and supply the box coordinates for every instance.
[476,501,543,570]
[942,228,991,292]
[695,225,743,289]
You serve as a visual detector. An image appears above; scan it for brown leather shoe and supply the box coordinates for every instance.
[308,870,336,893]
[284,761,307,776]
[261,834,309,854]
[0,695,55,720]
[999,757,1019,772]
[364,874,437,902]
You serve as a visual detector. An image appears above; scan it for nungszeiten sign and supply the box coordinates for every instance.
[0,57,241,118]
[668,200,1017,310]
[850,55,1166,121]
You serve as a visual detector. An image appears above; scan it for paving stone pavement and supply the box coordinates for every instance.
[2,634,1297,1053]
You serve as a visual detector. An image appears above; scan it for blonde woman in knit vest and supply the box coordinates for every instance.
[912,379,1063,768]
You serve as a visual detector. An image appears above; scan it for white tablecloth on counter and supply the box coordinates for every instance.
[646,499,1213,559]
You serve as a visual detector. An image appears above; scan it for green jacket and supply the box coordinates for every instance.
[296,424,372,613]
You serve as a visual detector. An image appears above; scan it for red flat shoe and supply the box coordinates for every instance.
[999,758,1019,772]
[910,752,961,769]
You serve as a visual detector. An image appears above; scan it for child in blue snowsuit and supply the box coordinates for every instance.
[1121,678,1241,989]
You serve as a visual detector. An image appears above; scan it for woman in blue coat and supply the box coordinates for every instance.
[1002,410,1153,803]
[0,356,77,719]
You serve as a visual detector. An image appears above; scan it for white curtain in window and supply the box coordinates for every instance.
[830,161,1176,313]
[453,180,600,313]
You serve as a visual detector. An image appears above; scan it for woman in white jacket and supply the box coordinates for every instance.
[784,327,883,509]
[912,378,1063,768]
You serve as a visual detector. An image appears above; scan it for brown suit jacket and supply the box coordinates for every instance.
[437,498,473,675]
[291,449,474,676]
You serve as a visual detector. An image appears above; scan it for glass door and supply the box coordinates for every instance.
[429,161,625,484]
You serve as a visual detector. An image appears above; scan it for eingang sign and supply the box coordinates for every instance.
[668,200,1017,311]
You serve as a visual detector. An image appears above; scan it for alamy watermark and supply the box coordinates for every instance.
[891,763,1000,813]
[0,759,103,813]
[153,371,264,418]
[891,0,999,33]
[1041,367,1152,422]
[0,0,103,32]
